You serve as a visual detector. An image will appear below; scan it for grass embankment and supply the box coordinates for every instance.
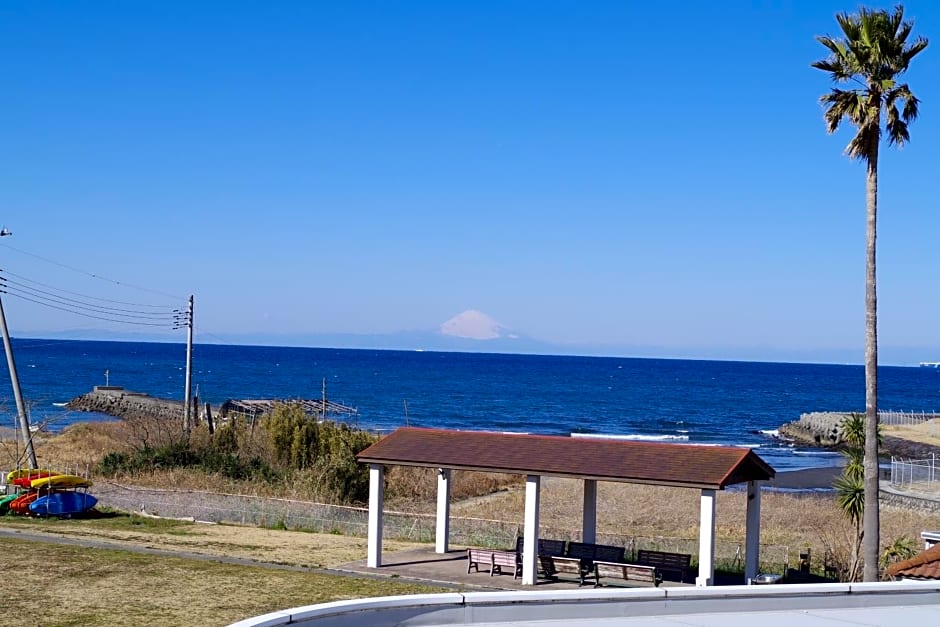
[0,517,442,627]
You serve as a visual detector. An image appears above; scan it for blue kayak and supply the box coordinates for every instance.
[29,492,98,516]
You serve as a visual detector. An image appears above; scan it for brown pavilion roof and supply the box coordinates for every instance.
[886,543,940,580]
[357,427,775,490]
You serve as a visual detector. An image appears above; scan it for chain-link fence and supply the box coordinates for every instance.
[890,454,940,495]
[95,482,789,574]
[880,410,940,427]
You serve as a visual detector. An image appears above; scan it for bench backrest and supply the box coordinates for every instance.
[565,541,596,561]
[515,537,567,558]
[637,549,691,568]
[539,538,567,557]
[593,544,626,563]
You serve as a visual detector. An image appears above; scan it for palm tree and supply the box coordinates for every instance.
[813,5,927,582]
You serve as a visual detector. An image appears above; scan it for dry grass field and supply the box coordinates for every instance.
[4,420,940,626]
[0,533,443,627]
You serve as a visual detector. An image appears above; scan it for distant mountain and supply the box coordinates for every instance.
[439,310,514,341]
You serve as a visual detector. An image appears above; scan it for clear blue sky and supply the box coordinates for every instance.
[1,1,937,363]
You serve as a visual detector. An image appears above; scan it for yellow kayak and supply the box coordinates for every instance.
[30,474,93,490]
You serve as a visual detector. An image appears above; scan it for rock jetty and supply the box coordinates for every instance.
[778,412,850,446]
[67,386,183,421]
[779,411,940,459]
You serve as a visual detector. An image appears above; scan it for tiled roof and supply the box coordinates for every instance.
[886,543,940,580]
[356,427,775,490]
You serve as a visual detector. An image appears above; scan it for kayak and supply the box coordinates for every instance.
[5,468,60,484]
[9,491,39,514]
[29,492,98,517]
[30,475,93,490]
[12,471,60,488]
[0,493,19,513]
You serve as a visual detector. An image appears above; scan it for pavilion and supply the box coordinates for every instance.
[356,427,775,586]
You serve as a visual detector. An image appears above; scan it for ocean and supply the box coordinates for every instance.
[5,338,940,472]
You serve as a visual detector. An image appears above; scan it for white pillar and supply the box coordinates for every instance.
[696,488,716,587]
[522,474,541,585]
[367,464,384,568]
[744,480,762,582]
[582,479,597,544]
[435,468,451,554]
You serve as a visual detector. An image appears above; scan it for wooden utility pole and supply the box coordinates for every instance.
[183,294,194,435]
[0,228,37,468]
[0,296,37,468]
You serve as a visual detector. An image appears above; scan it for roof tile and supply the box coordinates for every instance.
[356,427,774,489]
[887,543,940,579]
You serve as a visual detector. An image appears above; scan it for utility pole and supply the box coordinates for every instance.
[0,229,37,467]
[182,294,194,435]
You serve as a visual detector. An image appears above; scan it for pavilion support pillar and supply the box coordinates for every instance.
[367,463,384,568]
[522,474,541,585]
[744,480,762,582]
[435,468,451,554]
[696,488,716,587]
[582,479,597,544]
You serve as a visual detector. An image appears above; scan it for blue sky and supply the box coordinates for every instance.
[0,1,938,363]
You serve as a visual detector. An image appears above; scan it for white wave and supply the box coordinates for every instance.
[571,433,689,442]
[52,402,68,407]
[759,429,780,437]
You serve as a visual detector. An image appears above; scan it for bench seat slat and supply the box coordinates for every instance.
[593,560,661,587]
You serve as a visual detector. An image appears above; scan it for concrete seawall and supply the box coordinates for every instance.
[67,386,183,421]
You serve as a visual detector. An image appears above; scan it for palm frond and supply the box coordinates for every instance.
[903,38,929,66]
[815,5,927,161]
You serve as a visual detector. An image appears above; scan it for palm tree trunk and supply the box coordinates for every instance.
[863,146,880,582]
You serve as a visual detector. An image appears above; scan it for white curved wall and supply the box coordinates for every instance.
[229,581,940,627]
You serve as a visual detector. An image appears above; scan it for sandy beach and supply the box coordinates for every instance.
[767,465,843,490]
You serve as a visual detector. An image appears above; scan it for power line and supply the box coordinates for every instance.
[1,276,179,319]
[1,269,178,309]
[0,289,178,327]
[0,241,186,302]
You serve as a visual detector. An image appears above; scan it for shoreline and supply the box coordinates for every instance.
[766,466,842,490]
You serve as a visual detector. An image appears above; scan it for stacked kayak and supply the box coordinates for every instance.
[2,468,97,517]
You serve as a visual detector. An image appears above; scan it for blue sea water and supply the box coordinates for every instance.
[5,338,940,472]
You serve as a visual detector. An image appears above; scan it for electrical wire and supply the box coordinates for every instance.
[0,269,178,309]
[0,241,187,302]
[1,277,178,319]
[1,289,177,327]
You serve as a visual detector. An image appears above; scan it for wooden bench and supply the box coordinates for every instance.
[540,555,589,585]
[594,561,661,587]
[515,537,567,578]
[466,548,521,578]
[636,549,692,582]
[491,549,521,578]
[540,541,627,586]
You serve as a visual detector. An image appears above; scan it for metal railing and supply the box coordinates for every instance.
[879,410,940,427]
[890,454,940,494]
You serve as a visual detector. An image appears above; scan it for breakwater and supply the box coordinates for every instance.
[779,411,940,459]
[67,386,183,421]
[779,412,848,446]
